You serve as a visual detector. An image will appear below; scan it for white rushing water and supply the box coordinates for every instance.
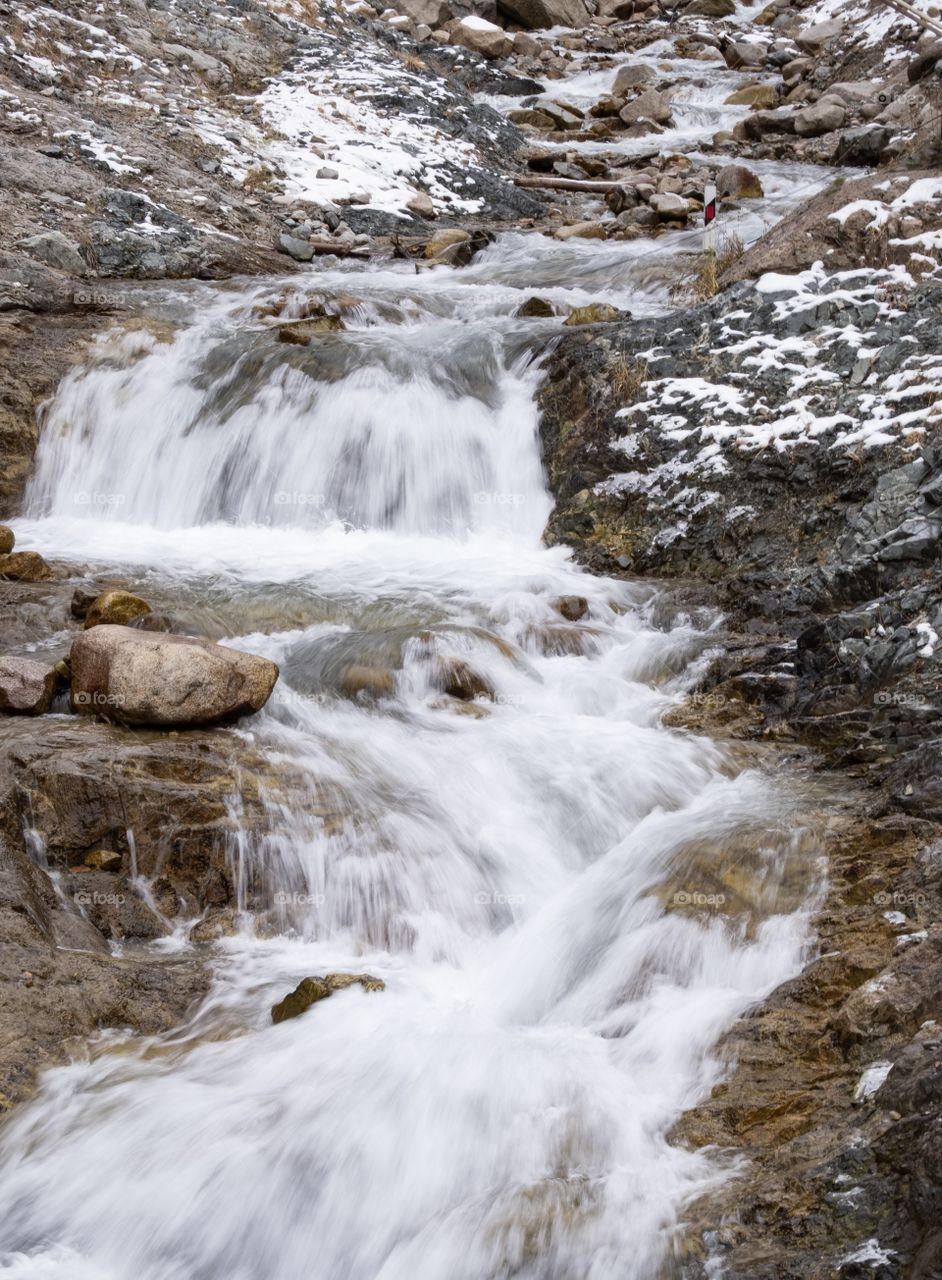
[1,67,824,1280]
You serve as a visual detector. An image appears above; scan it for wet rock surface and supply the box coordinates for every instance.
[539,246,942,1279]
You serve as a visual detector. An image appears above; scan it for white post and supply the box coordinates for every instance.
[703,181,717,255]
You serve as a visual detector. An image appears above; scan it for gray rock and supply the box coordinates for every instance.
[619,89,673,126]
[315,166,340,180]
[16,231,86,275]
[649,192,689,220]
[0,657,58,715]
[796,20,845,53]
[794,99,847,137]
[276,233,315,262]
[612,64,654,95]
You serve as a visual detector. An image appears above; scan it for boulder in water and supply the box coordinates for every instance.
[277,317,345,344]
[618,89,673,126]
[0,526,13,555]
[271,972,385,1023]
[436,657,494,701]
[424,228,471,259]
[84,590,152,629]
[0,551,54,582]
[339,664,396,700]
[555,222,607,241]
[564,303,619,326]
[717,164,765,199]
[0,657,58,715]
[69,625,279,727]
[612,64,653,95]
[725,84,777,109]
[515,296,555,318]
[552,594,588,621]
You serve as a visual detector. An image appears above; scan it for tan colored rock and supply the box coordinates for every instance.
[619,89,673,126]
[794,98,847,137]
[555,222,607,241]
[453,17,512,59]
[277,317,345,344]
[271,977,332,1023]
[84,590,152,630]
[717,163,765,199]
[796,19,844,54]
[83,849,123,872]
[406,192,436,219]
[515,296,555,318]
[512,31,540,56]
[436,658,494,701]
[0,551,53,582]
[725,84,778,109]
[425,228,471,258]
[649,191,689,220]
[564,303,619,325]
[612,64,654,95]
[339,664,396,699]
[271,972,385,1023]
[723,41,767,70]
[70,625,279,727]
[552,595,588,621]
[0,657,58,715]
[498,0,590,29]
[0,526,13,555]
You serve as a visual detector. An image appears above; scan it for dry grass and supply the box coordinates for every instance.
[610,357,647,401]
[399,52,427,72]
[671,232,745,303]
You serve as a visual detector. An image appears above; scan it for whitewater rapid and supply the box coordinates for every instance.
[0,67,827,1280]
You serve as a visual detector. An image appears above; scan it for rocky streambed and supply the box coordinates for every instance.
[1,0,942,1275]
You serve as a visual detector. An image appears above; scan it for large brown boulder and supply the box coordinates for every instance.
[497,0,589,29]
[70,625,278,727]
[453,16,512,57]
[0,551,53,582]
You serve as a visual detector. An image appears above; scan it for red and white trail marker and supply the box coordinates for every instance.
[703,180,717,253]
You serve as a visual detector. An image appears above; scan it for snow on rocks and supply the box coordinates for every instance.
[539,260,942,573]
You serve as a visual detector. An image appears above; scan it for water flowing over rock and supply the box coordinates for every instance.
[271,973,385,1023]
[1,0,942,1271]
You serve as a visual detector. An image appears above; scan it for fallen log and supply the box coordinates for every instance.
[307,238,371,258]
[513,175,627,193]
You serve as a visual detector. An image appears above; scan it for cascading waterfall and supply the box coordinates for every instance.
[0,232,821,1280]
